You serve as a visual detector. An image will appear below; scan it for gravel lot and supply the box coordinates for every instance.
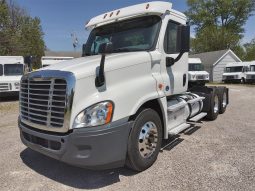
[0,85,254,191]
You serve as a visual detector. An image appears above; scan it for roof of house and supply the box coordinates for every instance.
[190,49,241,68]
[44,51,81,58]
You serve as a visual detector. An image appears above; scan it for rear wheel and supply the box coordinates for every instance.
[126,109,162,172]
[218,87,228,114]
[205,89,219,120]
[241,77,245,84]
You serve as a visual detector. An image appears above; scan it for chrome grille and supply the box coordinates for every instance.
[20,78,67,128]
[0,83,9,92]
[226,76,235,80]
[196,75,204,80]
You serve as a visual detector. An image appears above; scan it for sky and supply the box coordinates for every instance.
[16,0,255,52]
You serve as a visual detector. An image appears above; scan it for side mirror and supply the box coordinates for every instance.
[178,25,190,53]
[82,44,86,57]
[98,42,113,55]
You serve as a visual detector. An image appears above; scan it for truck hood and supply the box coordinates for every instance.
[222,73,241,76]
[188,71,209,75]
[0,75,22,82]
[42,52,151,80]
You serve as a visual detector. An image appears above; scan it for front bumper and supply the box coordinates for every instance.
[223,79,241,83]
[19,118,133,170]
[246,79,255,83]
[0,91,19,97]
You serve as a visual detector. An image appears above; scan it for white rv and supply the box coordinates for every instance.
[41,56,74,67]
[0,56,25,97]
[188,58,209,85]
[246,61,255,83]
[222,62,248,83]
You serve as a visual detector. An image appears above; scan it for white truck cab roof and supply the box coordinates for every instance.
[86,1,186,29]
[0,56,24,64]
[225,62,248,68]
[188,58,202,64]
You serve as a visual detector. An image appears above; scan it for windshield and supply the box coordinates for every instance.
[84,16,161,56]
[250,65,255,72]
[189,64,204,71]
[225,66,243,73]
[4,64,24,76]
[0,64,3,76]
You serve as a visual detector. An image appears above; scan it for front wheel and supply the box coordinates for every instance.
[126,109,162,172]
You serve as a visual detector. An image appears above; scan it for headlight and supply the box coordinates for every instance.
[14,82,20,86]
[73,101,113,129]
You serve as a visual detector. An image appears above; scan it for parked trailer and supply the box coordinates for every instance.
[188,58,209,86]
[222,62,248,83]
[0,56,24,97]
[246,61,255,83]
[41,56,74,67]
[18,1,229,171]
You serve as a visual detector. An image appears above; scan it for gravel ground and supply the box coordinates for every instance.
[0,85,254,191]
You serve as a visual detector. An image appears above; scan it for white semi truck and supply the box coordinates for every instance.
[188,58,209,85]
[41,56,74,67]
[222,62,248,83]
[245,61,255,83]
[0,56,25,97]
[18,2,229,171]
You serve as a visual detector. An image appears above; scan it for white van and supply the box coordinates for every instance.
[0,56,25,97]
[222,62,248,83]
[188,58,209,85]
[41,56,74,67]
[246,61,255,83]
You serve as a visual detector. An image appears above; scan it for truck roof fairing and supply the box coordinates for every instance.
[85,1,186,29]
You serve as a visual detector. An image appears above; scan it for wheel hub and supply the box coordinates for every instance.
[214,95,219,113]
[222,92,227,108]
[138,121,158,158]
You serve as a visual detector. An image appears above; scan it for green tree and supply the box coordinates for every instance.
[243,38,255,61]
[0,0,45,68]
[186,0,255,54]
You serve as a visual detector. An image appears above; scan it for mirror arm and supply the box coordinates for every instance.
[174,51,185,63]
[95,54,106,87]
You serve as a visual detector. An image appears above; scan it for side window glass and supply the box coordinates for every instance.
[164,21,180,54]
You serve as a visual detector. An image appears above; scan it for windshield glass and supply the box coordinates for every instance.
[4,64,24,76]
[225,66,243,73]
[84,16,161,56]
[250,65,255,72]
[189,64,204,71]
[0,64,3,76]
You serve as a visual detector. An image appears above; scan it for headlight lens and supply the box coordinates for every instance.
[73,101,113,128]
[14,82,20,86]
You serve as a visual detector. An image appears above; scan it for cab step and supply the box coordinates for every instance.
[188,112,207,122]
[168,123,191,135]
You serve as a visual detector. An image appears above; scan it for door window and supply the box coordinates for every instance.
[164,21,180,54]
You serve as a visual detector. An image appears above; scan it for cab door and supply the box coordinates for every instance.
[162,20,189,96]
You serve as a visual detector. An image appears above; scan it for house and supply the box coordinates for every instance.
[190,49,242,82]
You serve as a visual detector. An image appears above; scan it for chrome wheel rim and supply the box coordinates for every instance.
[222,92,227,108]
[138,121,158,158]
[214,95,219,113]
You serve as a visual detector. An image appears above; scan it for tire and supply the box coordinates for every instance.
[205,88,219,121]
[218,87,228,114]
[241,78,245,84]
[126,108,162,172]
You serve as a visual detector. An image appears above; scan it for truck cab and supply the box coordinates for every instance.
[245,61,255,83]
[18,1,229,171]
[188,58,209,85]
[222,62,248,83]
[41,56,74,67]
[0,56,25,97]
